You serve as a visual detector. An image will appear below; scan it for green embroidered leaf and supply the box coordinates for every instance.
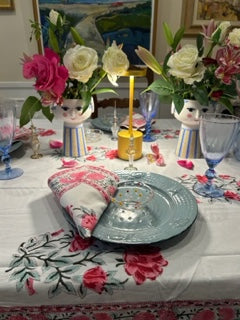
[48,283,62,298]
[9,268,26,281]
[28,271,41,281]
[23,257,37,268]
[62,281,77,296]
[72,275,83,283]
[45,271,59,283]
[78,283,87,298]
[16,280,24,293]
[8,256,23,268]
[52,257,70,267]
[62,265,80,274]
[104,285,113,295]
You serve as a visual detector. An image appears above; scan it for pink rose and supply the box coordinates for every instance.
[22,48,68,104]
[81,213,97,231]
[69,233,93,252]
[83,266,107,294]
[124,247,168,285]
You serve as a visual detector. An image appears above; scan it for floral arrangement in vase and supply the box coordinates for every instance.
[20,9,130,127]
[136,19,240,115]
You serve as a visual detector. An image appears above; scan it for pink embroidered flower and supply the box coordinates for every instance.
[86,155,97,161]
[81,213,97,231]
[192,310,215,320]
[158,309,177,320]
[25,277,35,296]
[181,174,189,179]
[164,134,174,139]
[39,129,56,136]
[177,159,194,170]
[87,172,105,180]
[94,313,113,320]
[124,247,168,285]
[196,175,208,184]
[61,158,78,168]
[31,315,48,320]
[70,316,90,320]
[105,149,118,159]
[219,174,231,179]
[87,146,92,151]
[83,266,107,294]
[237,180,240,187]
[49,140,63,149]
[218,307,235,320]
[23,48,68,105]
[8,316,28,320]
[133,312,155,320]
[51,228,64,237]
[69,233,93,252]
[224,190,240,201]
[65,205,74,217]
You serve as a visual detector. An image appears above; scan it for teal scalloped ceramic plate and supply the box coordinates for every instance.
[92,171,198,244]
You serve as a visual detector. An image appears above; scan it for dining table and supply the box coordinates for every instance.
[0,115,240,320]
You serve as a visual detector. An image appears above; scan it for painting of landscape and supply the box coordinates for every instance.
[34,0,154,65]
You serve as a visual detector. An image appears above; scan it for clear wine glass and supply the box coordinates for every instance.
[0,99,24,180]
[193,113,240,198]
[139,91,159,142]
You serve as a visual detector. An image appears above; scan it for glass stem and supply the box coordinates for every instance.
[205,168,216,189]
[145,119,152,138]
[2,153,11,174]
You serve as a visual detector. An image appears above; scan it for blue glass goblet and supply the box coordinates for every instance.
[140,91,159,142]
[0,99,24,180]
[193,113,240,198]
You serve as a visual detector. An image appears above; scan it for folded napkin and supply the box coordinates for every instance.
[120,113,146,131]
[48,165,119,238]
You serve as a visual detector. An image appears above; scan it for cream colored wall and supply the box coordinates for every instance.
[0,0,186,117]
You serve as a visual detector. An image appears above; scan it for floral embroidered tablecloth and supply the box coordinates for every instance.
[0,118,240,320]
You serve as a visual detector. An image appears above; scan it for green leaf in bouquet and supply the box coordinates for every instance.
[218,97,234,114]
[20,96,42,127]
[172,26,185,51]
[163,22,174,47]
[172,94,184,114]
[192,87,209,106]
[70,27,85,46]
[48,28,60,54]
[148,78,173,96]
[42,106,54,123]
[92,88,117,96]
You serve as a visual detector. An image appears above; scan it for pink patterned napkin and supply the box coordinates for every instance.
[120,113,146,131]
[48,165,119,238]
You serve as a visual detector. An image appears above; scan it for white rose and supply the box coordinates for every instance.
[228,28,240,47]
[102,41,129,86]
[212,21,231,43]
[63,45,98,83]
[167,44,205,84]
[49,9,62,26]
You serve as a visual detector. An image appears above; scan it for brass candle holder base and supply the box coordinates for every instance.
[117,129,143,160]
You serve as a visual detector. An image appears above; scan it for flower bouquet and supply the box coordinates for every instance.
[136,20,240,114]
[20,9,130,127]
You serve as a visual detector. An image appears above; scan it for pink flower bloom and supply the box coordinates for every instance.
[25,277,35,296]
[22,48,68,105]
[124,246,168,285]
[133,312,155,320]
[192,310,215,320]
[196,175,208,184]
[177,159,194,170]
[105,149,118,159]
[83,266,107,294]
[158,309,177,320]
[51,228,64,237]
[94,313,113,320]
[215,45,240,84]
[219,174,231,179]
[81,213,97,231]
[39,129,56,136]
[86,155,97,161]
[61,158,78,168]
[224,190,240,201]
[49,140,63,149]
[69,233,93,252]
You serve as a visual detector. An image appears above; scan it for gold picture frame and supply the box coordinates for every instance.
[32,0,158,64]
[181,0,240,36]
[0,0,14,10]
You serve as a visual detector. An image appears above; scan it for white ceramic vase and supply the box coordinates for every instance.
[171,99,214,159]
[54,99,94,158]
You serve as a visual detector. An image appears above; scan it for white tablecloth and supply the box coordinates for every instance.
[0,118,240,317]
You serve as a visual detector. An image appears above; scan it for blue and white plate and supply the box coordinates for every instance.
[92,171,198,244]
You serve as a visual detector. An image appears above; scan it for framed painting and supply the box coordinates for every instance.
[0,0,14,10]
[181,0,240,36]
[32,0,157,65]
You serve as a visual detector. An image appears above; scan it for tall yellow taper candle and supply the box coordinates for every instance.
[129,75,134,135]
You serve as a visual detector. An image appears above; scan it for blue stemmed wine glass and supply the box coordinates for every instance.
[0,99,24,180]
[140,91,159,142]
[193,113,240,198]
